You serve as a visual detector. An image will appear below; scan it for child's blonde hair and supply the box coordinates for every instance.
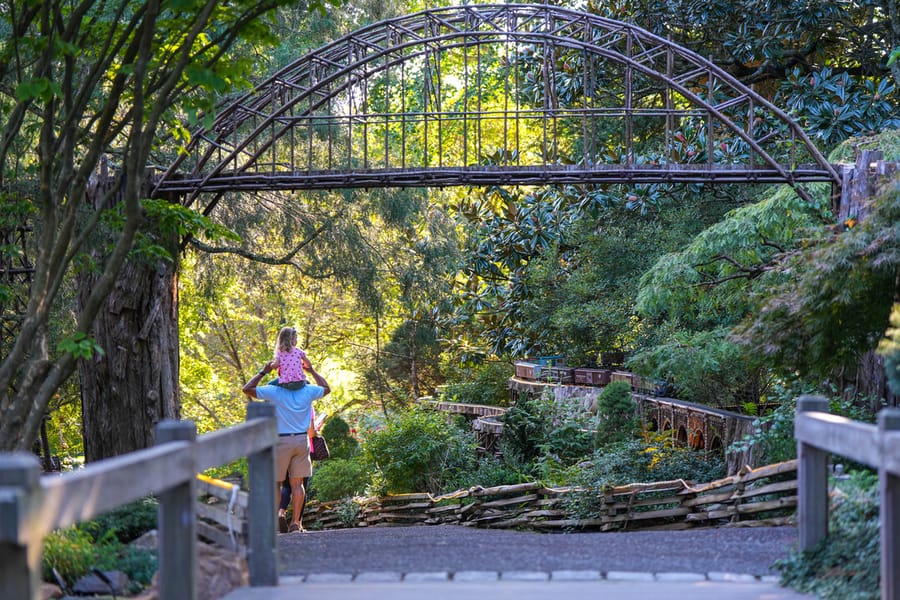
[275,326,297,355]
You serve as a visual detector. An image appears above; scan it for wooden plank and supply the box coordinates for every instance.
[196,521,245,553]
[885,431,900,477]
[195,418,277,473]
[196,480,249,511]
[382,493,433,502]
[681,490,736,507]
[478,494,539,509]
[379,501,433,512]
[738,459,798,482]
[38,443,193,536]
[471,482,544,496]
[736,496,797,514]
[738,479,797,500]
[196,503,249,535]
[796,412,878,467]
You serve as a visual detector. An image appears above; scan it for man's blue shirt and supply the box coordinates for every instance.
[254,383,325,434]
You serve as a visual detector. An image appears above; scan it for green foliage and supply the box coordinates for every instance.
[594,381,639,447]
[776,470,879,600]
[79,497,158,544]
[628,328,767,407]
[736,175,900,379]
[568,436,725,519]
[729,397,799,465]
[441,360,513,406]
[635,190,823,329]
[321,416,359,460]
[309,457,369,501]
[362,408,477,494]
[780,67,899,145]
[42,528,156,594]
[468,455,529,488]
[56,332,105,360]
[501,392,595,469]
[878,303,900,396]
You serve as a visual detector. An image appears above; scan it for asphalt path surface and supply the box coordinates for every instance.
[277,524,798,576]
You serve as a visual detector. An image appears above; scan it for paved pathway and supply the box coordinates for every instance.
[222,525,816,600]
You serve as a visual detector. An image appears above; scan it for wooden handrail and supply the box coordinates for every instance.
[0,401,279,600]
[794,396,900,600]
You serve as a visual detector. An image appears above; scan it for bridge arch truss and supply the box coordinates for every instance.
[156,3,840,201]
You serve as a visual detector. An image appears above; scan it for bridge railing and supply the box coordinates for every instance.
[795,395,900,600]
[0,402,278,600]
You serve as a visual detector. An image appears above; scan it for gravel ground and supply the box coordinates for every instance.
[277,525,798,577]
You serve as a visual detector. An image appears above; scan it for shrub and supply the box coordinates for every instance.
[467,456,528,488]
[442,361,513,406]
[776,470,879,600]
[321,416,359,460]
[595,381,639,448]
[501,392,595,469]
[43,527,156,594]
[569,436,725,519]
[362,408,477,494]
[309,457,369,501]
[79,497,158,544]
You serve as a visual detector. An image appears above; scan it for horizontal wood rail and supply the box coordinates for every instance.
[794,395,900,600]
[0,402,279,600]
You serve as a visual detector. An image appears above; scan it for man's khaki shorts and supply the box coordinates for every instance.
[276,434,311,480]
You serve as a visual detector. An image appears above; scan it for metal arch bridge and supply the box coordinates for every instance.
[154,3,841,202]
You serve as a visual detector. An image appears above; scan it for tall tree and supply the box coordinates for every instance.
[0,0,307,456]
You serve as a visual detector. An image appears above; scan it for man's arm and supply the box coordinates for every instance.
[242,360,276,399]
[302,356,331,397]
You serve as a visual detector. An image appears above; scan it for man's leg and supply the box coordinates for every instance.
[289,476,306,530]
[277,475,291,533]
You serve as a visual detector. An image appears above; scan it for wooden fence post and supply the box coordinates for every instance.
[880,408,900,600]
[796,395,830,551]
[0,453,41,600]
[246,402,278,586]
[156,420,197,600]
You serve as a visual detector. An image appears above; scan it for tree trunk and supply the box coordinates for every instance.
[78,257,180,461]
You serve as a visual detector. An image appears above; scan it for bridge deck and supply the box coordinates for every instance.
[155,163,838,194]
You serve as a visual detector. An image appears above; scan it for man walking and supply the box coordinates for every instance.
[243,354,330,532]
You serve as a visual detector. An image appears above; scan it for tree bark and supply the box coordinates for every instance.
[78,256,180,461]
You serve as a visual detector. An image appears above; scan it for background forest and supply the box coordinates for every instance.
[2,0,899,598]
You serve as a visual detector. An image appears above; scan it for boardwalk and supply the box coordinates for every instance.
[223,524,814,599]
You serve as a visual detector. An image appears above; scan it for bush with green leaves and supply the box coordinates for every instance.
[594,381,639,448]
[441,360,513,406]
[362,408,477,495]
[501,392,594,468]
[321,416,359,460]
[308,456,369,502]
[79,497,158,544]
[776,470,879,600]
[569,436,725,520]
[43,527,156,594]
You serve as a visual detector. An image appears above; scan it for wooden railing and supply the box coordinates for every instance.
[0,402,279,600]
[795,395,900,600]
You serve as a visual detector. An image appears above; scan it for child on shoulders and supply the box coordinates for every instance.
[271,326,308,390]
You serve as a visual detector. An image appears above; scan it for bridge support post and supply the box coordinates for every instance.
[157,420,198,600]
[879,409,900,600]
[0,453,42,600]
[246,402,278,586]
[796,395,830,551]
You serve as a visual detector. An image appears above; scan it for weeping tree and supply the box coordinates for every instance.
[0,0,332,458]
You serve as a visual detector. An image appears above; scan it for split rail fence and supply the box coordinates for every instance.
[302,459,798,532]
[0,402,279,600]
[795,395,900,600]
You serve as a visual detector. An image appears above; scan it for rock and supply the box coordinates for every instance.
[72,570,130,595]
[130,541,248,600]
[130,529,158,551]
[40,583,62,599]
